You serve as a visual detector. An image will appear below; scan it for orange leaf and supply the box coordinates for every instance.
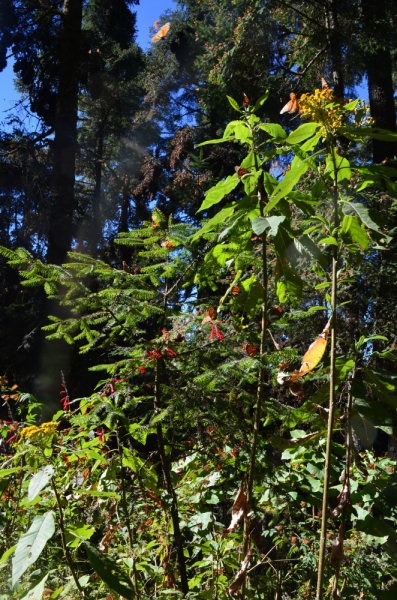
[290,317,331,382]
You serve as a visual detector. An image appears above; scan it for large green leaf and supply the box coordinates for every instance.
[351,413,377,449]
[251,215,285,236]
[349,218,369,250]
[274,257,303,307]
[197,175,240,213]
[338,126,397,142]
[12,512,55,587]
[325,149,351,182]
[28,466,54,502]
[356,514,391,544]
[342,201,385,232]
[285,123,319,145]
[252,91,269,113]
[20,574,49,600]
[263,160,308,215]
[365,369,397,409]
[84,542,135,599]
[258,123,287,142]
[353,397,393,435]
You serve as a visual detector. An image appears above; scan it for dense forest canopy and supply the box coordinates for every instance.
[1,1,397,599]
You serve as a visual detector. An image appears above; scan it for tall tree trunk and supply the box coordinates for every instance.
[87,120,104,256]
[325,0,344,98]
[362,0,397,163]
[47,0,83,264]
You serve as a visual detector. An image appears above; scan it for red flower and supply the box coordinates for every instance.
[138,366,146,374]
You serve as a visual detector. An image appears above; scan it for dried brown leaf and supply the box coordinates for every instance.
[229,546,252,597]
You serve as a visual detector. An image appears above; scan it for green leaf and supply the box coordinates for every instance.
[365,370,397,410]
[274,257,303,307]
[195,136,234,147]
[191,202,238,241]
[325,150,351,182]
[349,218,369,249]
[264,161,308,215]
[343,99,359,111]
[285,123,319,145]
[342,201,384,233]
[251,216,286,236]
[351,413,377,449]
[318,237,338,246]
[0,466,26,478]
[311,181,325,199]
[197,175,240,213]
[252,91,269,113]
[84,541,135,599]
[315,282,331,290]
[65,523,95,548]
[338,126,397,142]
[20,574,49,600]
[354,397,393,435]
[356,515,392,544]
[81,490,121,499]
[12,512,55,587]
[258,123,287,141]
[28,466,54,501]
[227,96,241,112]
[233,122,253,144]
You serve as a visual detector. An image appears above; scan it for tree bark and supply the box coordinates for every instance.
[362,0,397,163]
[325,0,344,99]
[47,0,83,264]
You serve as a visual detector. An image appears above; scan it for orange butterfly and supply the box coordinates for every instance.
[161,240,174,249]
[235,166,249,178]
[271,305,283,316]
[280,92,299,114]
[154,20,160,29]
[202,307,217,324]
[321,78,329,90]
[151,22,170,43]
[242,93,249,107]
[231,285,240,296]
[240,342,258,357]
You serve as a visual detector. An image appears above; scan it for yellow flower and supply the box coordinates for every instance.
[19,422,59,444]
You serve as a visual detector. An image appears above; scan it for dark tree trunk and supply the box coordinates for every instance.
[119,177,130,234]
[325,0,344,99]
[47,0,83,264]
[87,121,104,256]
[362,0,397,163]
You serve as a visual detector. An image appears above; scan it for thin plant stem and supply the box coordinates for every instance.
[241,169,268,599]
[153,277,188,595]
[316,150,340,600]
[51,477,85,598]
[331,364,356,599]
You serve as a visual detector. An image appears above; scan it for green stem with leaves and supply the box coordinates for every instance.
[316,148,340,600]
[51,477,85,598]
[116,425,140,599]
[241,167,268,599]
[154,280,188,595]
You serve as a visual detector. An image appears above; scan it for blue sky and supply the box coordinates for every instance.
[0,0,177,117]
[0,0,368,119]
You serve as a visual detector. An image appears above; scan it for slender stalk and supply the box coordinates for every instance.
[51,477,85,598]
[116,424,141,599]
[316,154,340,600]
[331,365,355,599]
[241,175,268,599]
[153,278,188,595]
